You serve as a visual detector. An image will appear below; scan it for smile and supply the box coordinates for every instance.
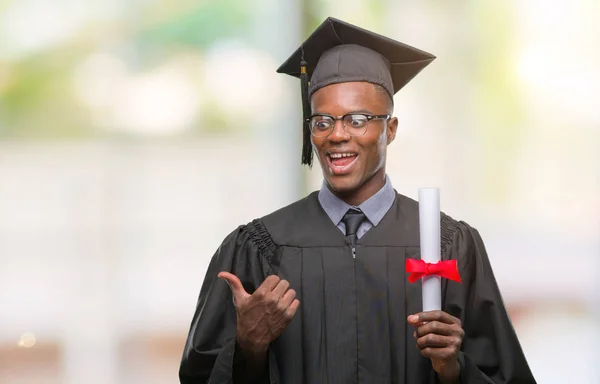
[326,152,359,175]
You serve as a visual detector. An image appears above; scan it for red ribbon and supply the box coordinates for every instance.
[405,258,462,283]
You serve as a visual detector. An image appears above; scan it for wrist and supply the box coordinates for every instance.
[437,359,461,384]
[233,338,269,383]
[235,337,269,360]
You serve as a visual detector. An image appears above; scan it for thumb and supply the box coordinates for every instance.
[218,271,249,302]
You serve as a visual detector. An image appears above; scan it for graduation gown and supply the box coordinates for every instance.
[179,192,536,383]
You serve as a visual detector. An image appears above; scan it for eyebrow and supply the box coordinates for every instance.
[312,109,376,116]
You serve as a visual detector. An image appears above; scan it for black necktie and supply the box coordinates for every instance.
[342,209,366,248]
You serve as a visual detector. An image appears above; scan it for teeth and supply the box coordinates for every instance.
[329,153,356,159]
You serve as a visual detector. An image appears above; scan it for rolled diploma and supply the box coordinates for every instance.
[418,188,441,312]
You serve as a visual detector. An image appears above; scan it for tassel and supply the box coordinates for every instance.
[300,59,313,166]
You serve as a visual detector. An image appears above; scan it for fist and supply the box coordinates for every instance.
[218,272,300,356]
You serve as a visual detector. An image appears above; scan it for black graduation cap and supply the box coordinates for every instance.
[277,17,436,166]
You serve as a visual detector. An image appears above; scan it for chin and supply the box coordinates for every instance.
[325,175,362,195]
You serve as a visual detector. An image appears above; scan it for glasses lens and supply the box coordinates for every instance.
[310,116,334,137]
[344,114,368,136]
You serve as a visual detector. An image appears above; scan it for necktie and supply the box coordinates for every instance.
[342,208,366,248]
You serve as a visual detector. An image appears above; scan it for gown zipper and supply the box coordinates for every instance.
[352,244,358,381]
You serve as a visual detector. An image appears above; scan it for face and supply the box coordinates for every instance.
[310,82,398,200]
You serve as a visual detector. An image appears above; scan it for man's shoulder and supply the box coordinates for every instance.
[393,192,480,250]
[394,191,470,228]
[228,191,322,248]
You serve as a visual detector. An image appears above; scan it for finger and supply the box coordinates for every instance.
[415,321,458,338]
[255,275,281,296]
[416,334,459,349]
[271,279,290,300]
[285,299,300,320]
[218,272,250,301]
[410,311,461,326]
[279,289,296,308]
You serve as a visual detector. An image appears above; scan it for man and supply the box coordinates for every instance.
[179,17,536,384]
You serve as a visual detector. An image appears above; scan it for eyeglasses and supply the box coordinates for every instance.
[305,113,391,138]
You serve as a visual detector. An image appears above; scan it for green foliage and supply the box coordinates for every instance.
[0,47,94,138]
[135,0,251,50]
[0,0,253,139]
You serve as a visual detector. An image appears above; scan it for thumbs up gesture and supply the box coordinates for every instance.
[218,272,300,356]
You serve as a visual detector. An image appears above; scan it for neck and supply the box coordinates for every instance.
[330,170,386,206]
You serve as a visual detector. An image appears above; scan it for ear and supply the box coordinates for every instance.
[386,117,398,145]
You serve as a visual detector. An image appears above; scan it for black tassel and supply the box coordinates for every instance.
[300,59,313,166]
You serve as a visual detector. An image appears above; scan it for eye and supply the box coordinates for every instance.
[311,117,333,131]
[347,115,368,128]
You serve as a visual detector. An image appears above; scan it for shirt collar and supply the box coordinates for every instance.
[318,175,395,227]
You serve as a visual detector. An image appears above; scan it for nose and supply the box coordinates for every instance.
[328,119,351,143]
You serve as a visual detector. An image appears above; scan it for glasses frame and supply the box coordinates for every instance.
[304,113,391,137]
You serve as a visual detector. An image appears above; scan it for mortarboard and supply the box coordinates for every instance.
[277,17,436,166]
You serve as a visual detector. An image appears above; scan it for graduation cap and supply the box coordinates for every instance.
[277,17,436,166]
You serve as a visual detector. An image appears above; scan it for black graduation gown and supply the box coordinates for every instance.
[179,192,536,383]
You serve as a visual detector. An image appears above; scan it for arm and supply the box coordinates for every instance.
[232,341,269,382]
[443,220,537,383]
[178,227,279,384]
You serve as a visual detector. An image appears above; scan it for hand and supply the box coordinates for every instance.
[408,311,464,383]
[218,272,300,358]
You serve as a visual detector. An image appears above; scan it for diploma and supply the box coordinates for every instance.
[418,188,441,311]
